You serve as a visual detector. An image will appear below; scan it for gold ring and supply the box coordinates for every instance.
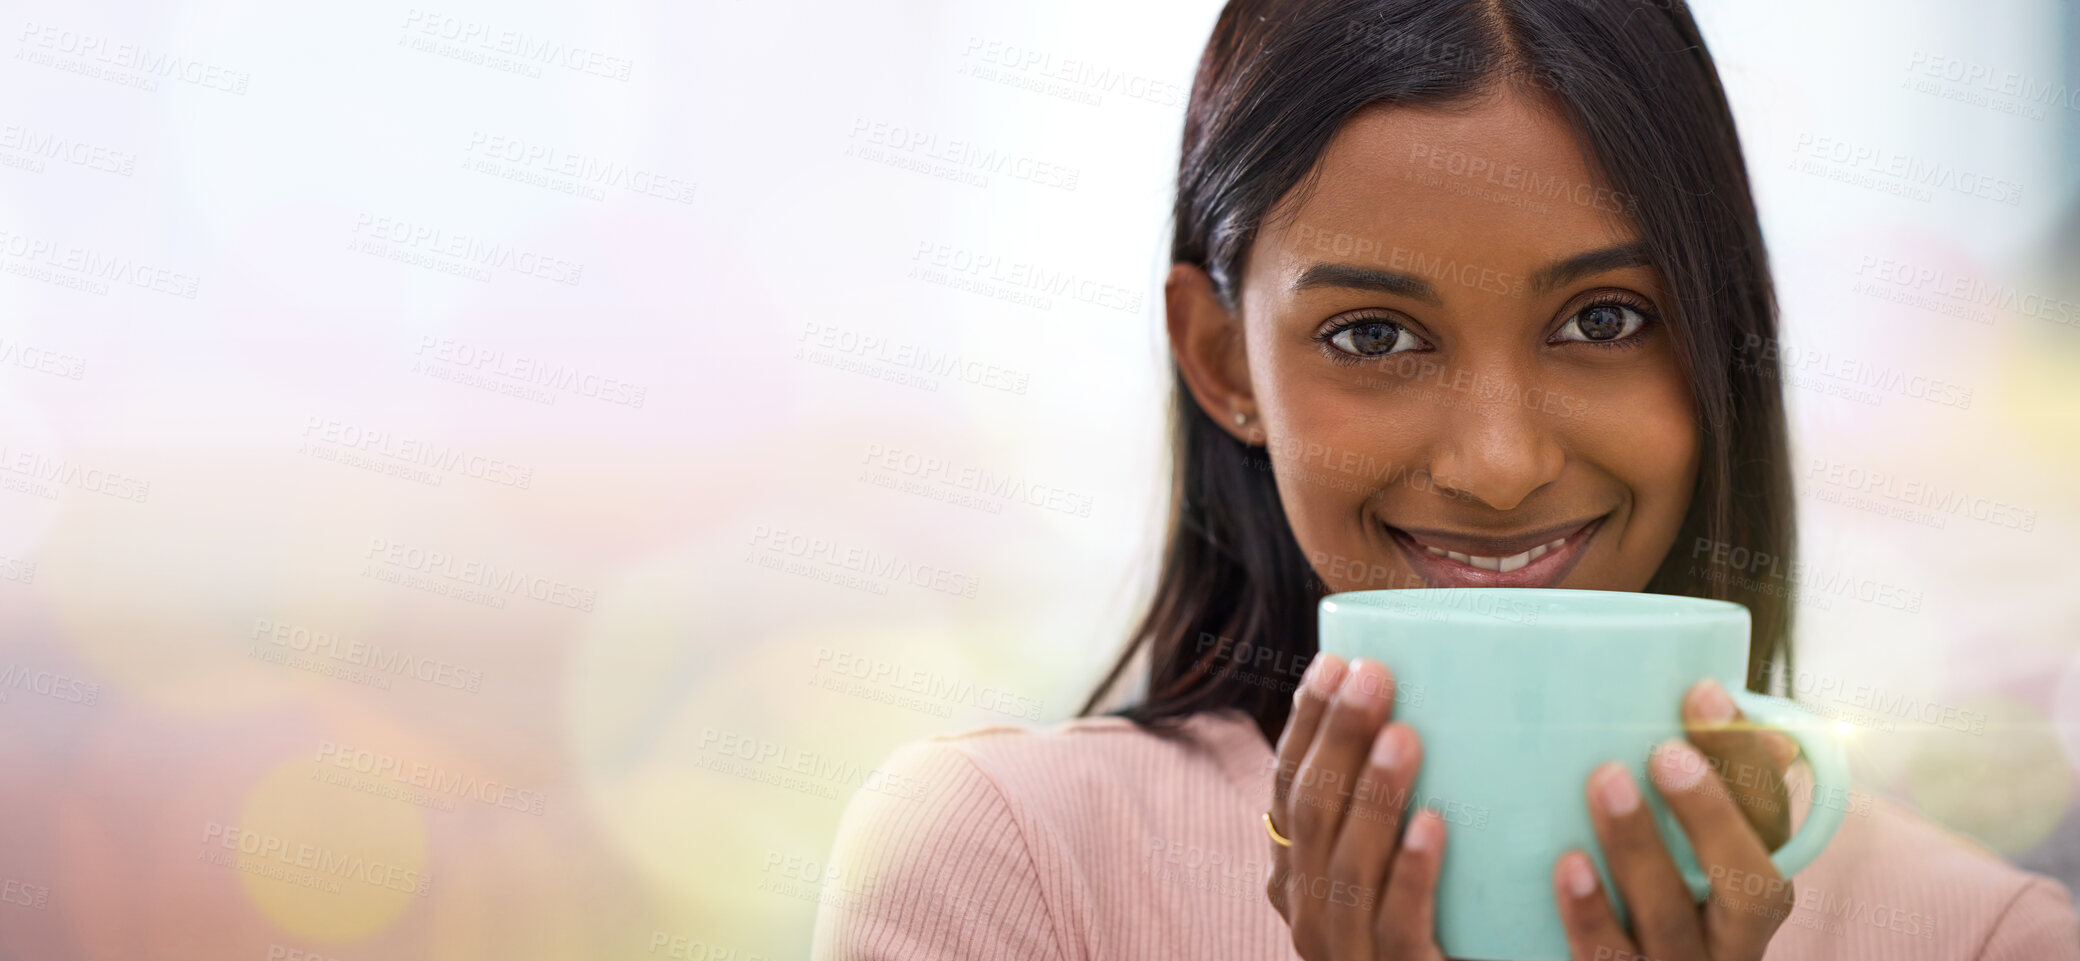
[1263,810,1292,847]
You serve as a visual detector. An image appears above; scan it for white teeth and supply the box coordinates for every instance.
[1419,534,1571,572]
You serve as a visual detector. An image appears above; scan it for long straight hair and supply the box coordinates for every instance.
[1080,0,1798,747]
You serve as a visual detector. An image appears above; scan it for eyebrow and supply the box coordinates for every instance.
[1526,243,1652,296]
[1291,262,1442,305]
[1289,242,1653,302]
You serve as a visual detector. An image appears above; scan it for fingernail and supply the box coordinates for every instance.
[1651,738,1708,792]
[1596,763,1640,815]
[1306,655,1345,698]
[1337,658,1378,704]
[1691,678,1736,725]
[1370,664,1396,702]
[1370,724,1406,771]
[1561,853,1598,898]
[1403,810,1436,852]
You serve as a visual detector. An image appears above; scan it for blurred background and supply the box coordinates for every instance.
[1,0,2077,958]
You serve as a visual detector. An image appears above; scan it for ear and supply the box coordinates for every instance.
[1166,262,1261,445]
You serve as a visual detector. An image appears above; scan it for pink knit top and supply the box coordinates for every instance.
[811,708,2079,960]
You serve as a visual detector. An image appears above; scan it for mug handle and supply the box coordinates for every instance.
[1677,689,1850,900]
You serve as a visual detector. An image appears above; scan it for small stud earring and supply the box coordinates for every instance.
[1233,411,1249,426]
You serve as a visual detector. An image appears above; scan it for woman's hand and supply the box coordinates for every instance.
[1265,652,1448,959]
[1551,678,1801,960]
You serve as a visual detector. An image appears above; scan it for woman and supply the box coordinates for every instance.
[810,0,2080,958]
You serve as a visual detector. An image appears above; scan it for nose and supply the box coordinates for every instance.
[1421,371,1567,511]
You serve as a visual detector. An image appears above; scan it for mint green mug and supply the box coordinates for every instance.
[1317,588,1848,961]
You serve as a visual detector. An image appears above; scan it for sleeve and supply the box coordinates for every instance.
[809,738,1072,961]
[1974,875,2080,961]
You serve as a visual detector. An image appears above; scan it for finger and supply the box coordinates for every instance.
[1274,653,1345,814]
[1552,849,1635,961]
[1374,808,1446,955]
[1267,652,1346,917]
[1586,760,1709,960]
[1326,722,1420,947]
[1766,731,1799,771]
[1680,679,1792,850]
[1649,737,1795,959]
[1292,658,1397,873]
[1285,658,1396,946]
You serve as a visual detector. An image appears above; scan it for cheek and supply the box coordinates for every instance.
[1627,372,1702,504]
[1258,376,1431,592]
[1575,364,1700,567]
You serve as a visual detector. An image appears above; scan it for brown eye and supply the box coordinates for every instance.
[1554,302,1648,344]
[1327,320,1422,357]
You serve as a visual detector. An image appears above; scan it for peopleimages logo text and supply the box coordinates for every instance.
[364,538,597,611]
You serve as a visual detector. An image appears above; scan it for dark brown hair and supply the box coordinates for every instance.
[1079,0,1798,747]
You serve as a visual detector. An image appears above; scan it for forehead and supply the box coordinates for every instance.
[1256,92,1637,283]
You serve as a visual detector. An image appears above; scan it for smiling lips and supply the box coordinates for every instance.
[1384,516,1605,588]
[1416,536,1567,573]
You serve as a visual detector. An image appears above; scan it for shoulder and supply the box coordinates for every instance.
[853,709,1270,864]
[1768,790,2080,960]
[809,710,1277,960]
[809,726,1077,960]
[922,709,1268,804]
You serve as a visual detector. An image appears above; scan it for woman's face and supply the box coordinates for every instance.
[1169,89,1701,594]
